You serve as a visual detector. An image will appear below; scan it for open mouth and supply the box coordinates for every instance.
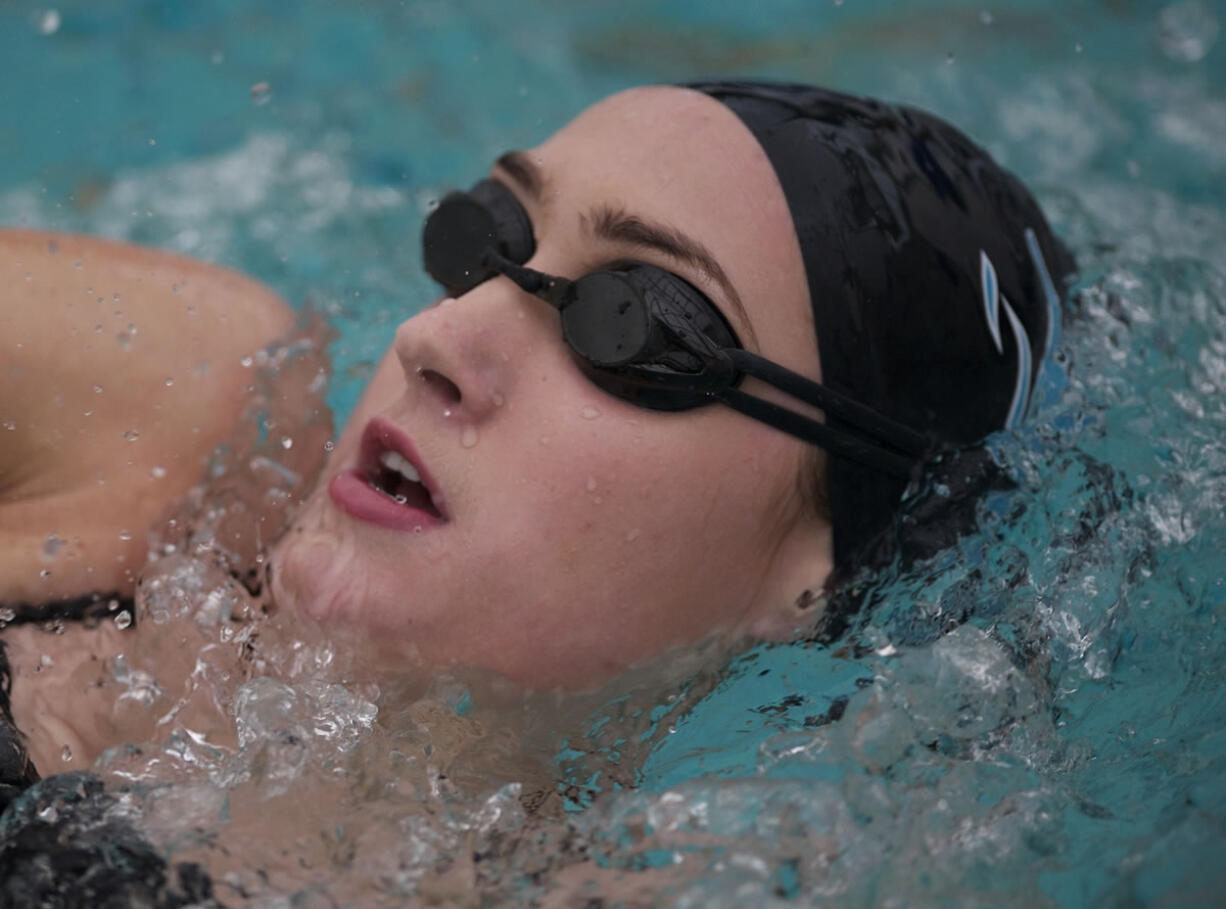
[363,447,444,520]
[327,418,448,531]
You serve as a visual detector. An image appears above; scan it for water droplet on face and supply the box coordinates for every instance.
[460,425,479,448]
[151,465,166,479]
[280,436,294,450]
[82,410,92,417]
[393,494,408,505]
[93,324,102,333]
[581,406,601,420]
[116,330,132,350]
[40,654,53,668]
[118,530,132,541]
[492,392,505,408]
[323,440,335,452]
[163,377,174,387]
[413,525,423,534]
[0,608,14,624]
[73,261,82,269]
[114,610,132,630]
[240,355,253,368]
[626,529,641,542]
[250,81,271,105]
[586,476,598,492]
[539,435,551,446]
[122,429,139,442]
[2,421,15,431]
[442,408,453,419]
[93,384,103,394]
[61,745,72,763]
[40,568,51,579]
[43,534,66,559]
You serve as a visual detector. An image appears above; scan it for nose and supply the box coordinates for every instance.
[392,277,559,423]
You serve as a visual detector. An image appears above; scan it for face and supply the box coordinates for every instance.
[270,86,832,689]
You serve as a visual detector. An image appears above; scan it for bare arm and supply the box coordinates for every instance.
[0,229,297,604]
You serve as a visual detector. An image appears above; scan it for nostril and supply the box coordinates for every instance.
[417,367,462,405]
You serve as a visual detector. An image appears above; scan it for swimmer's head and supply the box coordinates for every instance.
[269,83,1071,689]
[690,80,1076,577]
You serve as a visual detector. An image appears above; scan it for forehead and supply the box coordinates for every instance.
[526,87,816,373]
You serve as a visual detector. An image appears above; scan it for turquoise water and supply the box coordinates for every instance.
[3,1,1225,905]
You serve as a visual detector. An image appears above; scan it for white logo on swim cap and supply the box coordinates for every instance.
[980,249,1032,429]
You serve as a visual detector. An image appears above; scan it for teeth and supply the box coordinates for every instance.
[379,449,422,484]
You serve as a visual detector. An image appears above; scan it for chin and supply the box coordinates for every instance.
[269,522,361,626]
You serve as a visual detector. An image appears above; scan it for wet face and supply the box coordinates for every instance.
[270,86,832,689]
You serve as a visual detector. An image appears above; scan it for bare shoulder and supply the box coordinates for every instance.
[0,230,299,603]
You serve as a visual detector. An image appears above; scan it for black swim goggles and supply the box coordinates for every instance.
[421,178,929,477]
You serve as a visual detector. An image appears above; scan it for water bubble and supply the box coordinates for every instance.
[118,530,132,541]
[122,429,139,442]
[461,425,479,448]
[581,405,601,420]
[250,82,272,105]
[210,50,224,64]
[946,51,956,64]
[43,533,66,559]
[1157,0,1219,62]
[980,9,994,25]
[147,138,156,147]
[34,9,60,35]
[1075,42,1084,53]
[151,465,166,479]
[60,745,72,763]
[114,610,132,629]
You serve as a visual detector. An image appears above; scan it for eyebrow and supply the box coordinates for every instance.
[494,150,757,346]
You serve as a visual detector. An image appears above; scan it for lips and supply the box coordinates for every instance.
[327,417,448,531]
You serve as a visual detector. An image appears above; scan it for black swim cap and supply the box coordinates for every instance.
[688,81,1076,575]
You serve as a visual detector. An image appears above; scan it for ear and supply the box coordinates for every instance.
[747,511,835,641]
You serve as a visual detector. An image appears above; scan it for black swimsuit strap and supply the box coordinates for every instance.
[0,590,133,628]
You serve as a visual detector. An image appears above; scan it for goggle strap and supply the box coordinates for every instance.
[724,348,929,457]
[719,387,917,478]
[483,249,572,309]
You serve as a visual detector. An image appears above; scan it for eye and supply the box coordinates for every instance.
[421,179,535,295]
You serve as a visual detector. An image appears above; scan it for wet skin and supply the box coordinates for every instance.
[270,86,834,690]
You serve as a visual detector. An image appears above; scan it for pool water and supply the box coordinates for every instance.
[2,0,1225,905]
